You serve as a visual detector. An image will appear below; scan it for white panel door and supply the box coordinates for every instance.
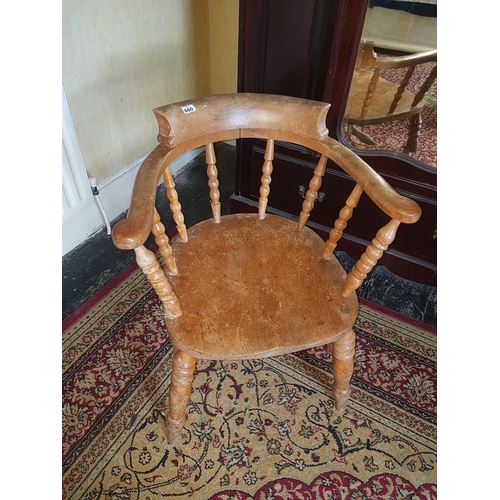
[62,86,102,256]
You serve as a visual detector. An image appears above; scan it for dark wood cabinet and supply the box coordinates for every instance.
[231,0,437,286]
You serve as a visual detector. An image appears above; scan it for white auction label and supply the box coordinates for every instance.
[181,104,196,114]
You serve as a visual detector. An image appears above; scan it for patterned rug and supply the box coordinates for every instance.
[344,60,437,167]
[62,258,437,499]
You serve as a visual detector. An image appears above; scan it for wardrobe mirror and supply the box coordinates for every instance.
[341,0,437,167]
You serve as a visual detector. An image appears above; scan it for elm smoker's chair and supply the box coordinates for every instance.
[112,93,421,444]
[344,40,437,154]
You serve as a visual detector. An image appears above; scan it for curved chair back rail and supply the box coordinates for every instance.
[154,93,330,147]
[113,94,421,251]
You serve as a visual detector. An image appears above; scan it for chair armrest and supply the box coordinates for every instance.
[112,145,171,250]
[322,137,421,224]
[375,50,437,70]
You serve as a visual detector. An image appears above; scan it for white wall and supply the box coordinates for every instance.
[62,0,239,256]
[62,0,208,184]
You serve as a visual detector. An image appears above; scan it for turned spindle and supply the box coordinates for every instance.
[341,219,400,297]
[258,139,274,219]
[206,143,221,223]
[412,65,437,107]
[360,69,380,120]
[134,245,182,318]
[323,184,363,259]
[151,208,178,275]
[297,154,327,231]
[163,167,188,242]
[389,66,415,114]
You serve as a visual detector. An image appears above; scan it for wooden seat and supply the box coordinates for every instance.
[344,41,437,154]
[165,214,358,359]
[112,93,422,444]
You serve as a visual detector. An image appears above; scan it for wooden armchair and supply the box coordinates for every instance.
[112,93,421,444]
[344,40,437,154]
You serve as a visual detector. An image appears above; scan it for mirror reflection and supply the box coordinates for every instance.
[343,0,437,167]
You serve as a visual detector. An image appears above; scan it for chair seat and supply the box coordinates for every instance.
[164,213,358,360]
[345,69,424,125]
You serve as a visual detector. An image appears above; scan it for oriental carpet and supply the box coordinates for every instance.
[62,258,437,499]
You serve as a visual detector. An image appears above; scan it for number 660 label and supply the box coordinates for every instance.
[181,104,196,114]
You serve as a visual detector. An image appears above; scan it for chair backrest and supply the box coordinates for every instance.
[112,93,421,298]
[354,40,437,119]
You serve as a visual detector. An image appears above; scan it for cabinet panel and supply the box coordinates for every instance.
[238,0,339,99]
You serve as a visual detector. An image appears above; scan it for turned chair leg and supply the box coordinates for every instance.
[329,328,356,411]
[166,348,197,444]
[404,113,422,154]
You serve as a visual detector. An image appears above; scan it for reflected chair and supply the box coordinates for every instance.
[344,40,437,154]
[112,93,421,444]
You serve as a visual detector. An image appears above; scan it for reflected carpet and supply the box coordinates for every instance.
[62,259,437,499]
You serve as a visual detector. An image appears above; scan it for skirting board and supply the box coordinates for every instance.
[62,147,203,257]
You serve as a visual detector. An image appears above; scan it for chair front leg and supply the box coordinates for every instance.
[166,348,197,444]
[329,328,356,411]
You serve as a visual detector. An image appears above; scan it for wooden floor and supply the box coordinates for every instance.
[62,143,437,327]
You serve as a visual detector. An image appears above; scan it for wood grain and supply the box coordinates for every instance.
[165,214,358,360]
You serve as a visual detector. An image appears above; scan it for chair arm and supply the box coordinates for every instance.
[375,50,437,70]
[321,137,421,224]
[112,144,172,250]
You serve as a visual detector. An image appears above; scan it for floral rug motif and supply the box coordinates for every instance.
[62,262,437,499]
